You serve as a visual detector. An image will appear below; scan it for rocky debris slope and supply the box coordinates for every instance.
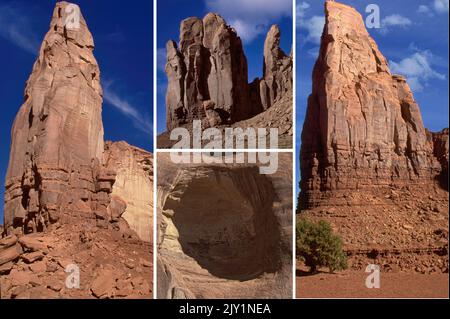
[0,225,152,299]
[303,186,448,273]
[231,93,293,148]
[157,153,292,299]
[1,2,152,298]
[299,1,448,273]
[159,13,292,148]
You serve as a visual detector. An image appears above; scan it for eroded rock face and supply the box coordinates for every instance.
[157,153,292,299]
[165,13,293,131]
[298,1,449,274]
[430,128,449,189]
[166,13,249,129]
[259,25,293,110]
[300,1,446,208]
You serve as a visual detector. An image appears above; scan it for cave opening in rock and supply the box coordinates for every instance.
[162,166,282,281]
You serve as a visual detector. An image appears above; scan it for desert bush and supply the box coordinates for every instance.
[296,217,347,273]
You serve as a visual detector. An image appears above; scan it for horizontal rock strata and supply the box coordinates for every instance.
[157,153,292,299]
[300,1,447,208]
[298,1,448,275]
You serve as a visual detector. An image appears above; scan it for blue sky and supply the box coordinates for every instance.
[156,0,293,133]
[0,0,153,222]
[296,0,449,198]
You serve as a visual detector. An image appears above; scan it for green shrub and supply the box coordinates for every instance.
[296,217,347,273]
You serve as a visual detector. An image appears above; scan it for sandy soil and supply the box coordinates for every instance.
[296,268,449,298]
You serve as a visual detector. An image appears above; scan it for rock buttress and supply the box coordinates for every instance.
[104,141,153,242]
[165,13,293,131]
[4,2,105,234]
[259,25,293,110]
[166,13,250,129]
[299,1,445,208]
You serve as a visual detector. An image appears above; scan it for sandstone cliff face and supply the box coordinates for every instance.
[104,142,153,242]
[157,153,292,299]
[260,25,293,110]
[430,128,449,189]
[298,1,448,275]
[300,1,445,208]
[1,2,152,299]
[4,1,105,234]
[166,13,250,129]
[165,13,292,131]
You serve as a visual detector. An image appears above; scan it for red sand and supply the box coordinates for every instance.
[297,270,449,298]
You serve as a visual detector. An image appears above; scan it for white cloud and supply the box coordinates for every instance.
[417,5,432,15]
[307,46,320,58]
[103,81,152,134]
[379,14,412,34]
[228,19,265,43]
[417,1,448,16]
[299,15,325,44]
[205,0,292,42]
[434,0,449,13]
[390,50,446,92]
[0,4,40,54]
[296,2,324,47]
[296,2,310,19]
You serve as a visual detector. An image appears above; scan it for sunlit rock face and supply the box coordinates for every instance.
[300,1,444,208]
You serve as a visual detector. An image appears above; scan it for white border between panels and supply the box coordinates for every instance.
[153,0,297,300]
[292,0,297,301]
[152,0,158,300]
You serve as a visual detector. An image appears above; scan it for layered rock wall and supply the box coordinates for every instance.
[157,153,293,299]
[2,2,153,243]
[104,142,153,242]
[165,13,292,130]
[4,2,105,234]
[300,1,446,208]
[260,25,293,110]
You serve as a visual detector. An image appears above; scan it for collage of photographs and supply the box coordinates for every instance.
[0,0,448,303]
